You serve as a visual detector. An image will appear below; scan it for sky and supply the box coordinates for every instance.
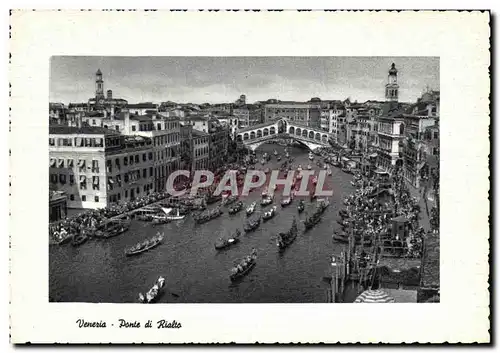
[50,57,439,105]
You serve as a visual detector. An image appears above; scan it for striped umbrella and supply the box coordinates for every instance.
[354,289,395,303]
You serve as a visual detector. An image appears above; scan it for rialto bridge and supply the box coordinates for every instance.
[236,119,332,151]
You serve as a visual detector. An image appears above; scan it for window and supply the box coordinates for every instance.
[92,160,99,172]
[433,131,439,140]
[143,169,147,178]
[92,119,96,125]
[143,153,146,162]
[82,195,86,202]
[125,190,128,198]
[50,174,58,184]
[157,123,161,131]
[115,158,120,168]
[117,193,121,201]
[149,167,153,177]
[69,175,74,185]
[49,138,55,146]
[124,157,128,166]
[92,176,100,190]
[94,196,99,202]
[129,156,134,165]
[59,174,66,184]
[70,194,75,201]
[115,126,120,131]
[433,147,439,156]
[124,174,129,183]
[132,125,136,132]
[135,155,139,163]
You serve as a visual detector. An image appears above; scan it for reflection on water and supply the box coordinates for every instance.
[49,144,355,303]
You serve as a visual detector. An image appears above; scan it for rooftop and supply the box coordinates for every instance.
[192,129,209,137]
[49,125,120,136]
[127,103,158,109]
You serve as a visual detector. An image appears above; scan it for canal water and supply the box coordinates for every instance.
[49,143,356,303]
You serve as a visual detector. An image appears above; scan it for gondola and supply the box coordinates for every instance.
[215,230,241,250]
[277,218,298,251]
[150,216,171,226]
[297,200,305,213]
[94,220,131,238]
[222,195,238,206]
[125,233,164,256]
[71,233,88,247]
[261,196,273,207]
[243,216,261,233]
[246,202,257,216]
[55,232,72,245]
[138,276,166,303]
[304,213,322,230]
[206,194,222,205]
[230,249,257,282]
[263,206,277,221]
[228,201,244,215]
[280,196,293,207]
[193,207,224,224]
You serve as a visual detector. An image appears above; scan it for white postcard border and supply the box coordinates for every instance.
[9,10,490,343]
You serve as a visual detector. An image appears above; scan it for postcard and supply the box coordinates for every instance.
[9,10,490,344]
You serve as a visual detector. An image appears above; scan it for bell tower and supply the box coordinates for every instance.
[95,69,104,100]
[385,63,399,102]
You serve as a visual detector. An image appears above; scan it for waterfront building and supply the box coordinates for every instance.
[49,126,155,209]
[207,119,230,171]
[49,189,68,222]
[376,104,405,173]
[121,110,181,193]
[232,105,250,128]
[180,125,210,173]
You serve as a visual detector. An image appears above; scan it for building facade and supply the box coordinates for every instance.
[180,125,210,173]
[264,103,312,126]
[49,126,155,209]
[376,111,405,172]
[207,119,230,171]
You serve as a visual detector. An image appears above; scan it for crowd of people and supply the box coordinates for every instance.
[342,166,424,259]
[49,186,188,243]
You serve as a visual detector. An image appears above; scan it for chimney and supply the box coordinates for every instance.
[123,108,131,135]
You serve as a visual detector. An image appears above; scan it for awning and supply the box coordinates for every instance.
[354,289,395,303]
[79,175,86,183]
[49,159,56,167]
[58,159,64,168]
[78,160,85,168]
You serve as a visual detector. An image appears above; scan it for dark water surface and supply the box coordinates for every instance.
[49,144,355,303]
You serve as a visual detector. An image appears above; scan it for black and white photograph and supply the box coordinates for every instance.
[9,10,490,344]
[48,56,440,304]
